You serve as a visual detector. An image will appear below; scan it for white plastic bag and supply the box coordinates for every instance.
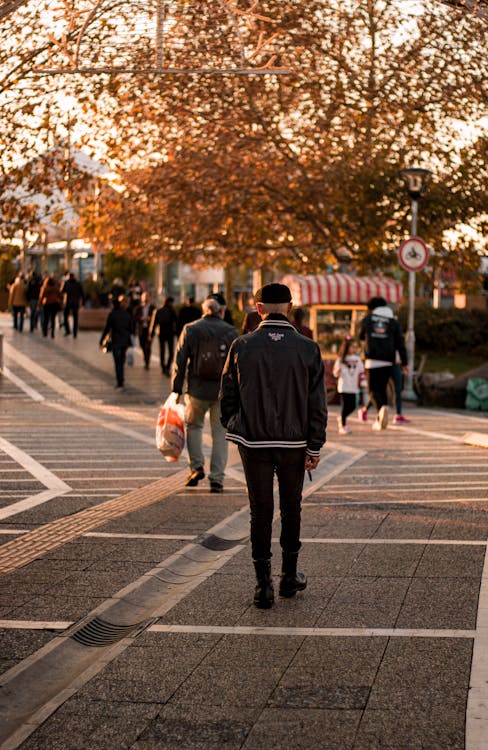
[155,393,186,462]
[126,347,135,367]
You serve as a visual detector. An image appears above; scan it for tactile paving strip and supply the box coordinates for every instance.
[0,470,188,575]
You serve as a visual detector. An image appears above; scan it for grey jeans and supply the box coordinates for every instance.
[185,395,228,484]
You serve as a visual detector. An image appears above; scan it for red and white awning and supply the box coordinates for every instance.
[280,273,403,306]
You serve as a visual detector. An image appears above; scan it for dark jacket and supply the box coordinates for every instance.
[171,313,237,401]
[176,304,201,336]
[61,277,84,306]
[359,309,407,365]
[99,307,133,349]
[220,314,327,456]
[150,304,177,338]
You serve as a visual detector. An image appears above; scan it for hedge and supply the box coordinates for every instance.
[397,304,488,357]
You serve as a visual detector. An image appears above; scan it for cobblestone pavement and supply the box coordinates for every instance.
[0,314,487,749]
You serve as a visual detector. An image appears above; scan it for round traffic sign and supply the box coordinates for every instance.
[398,237,429,272]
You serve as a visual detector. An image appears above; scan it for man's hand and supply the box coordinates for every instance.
[305,454,320,472]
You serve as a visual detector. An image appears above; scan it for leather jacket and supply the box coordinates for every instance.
[220,314,327,456]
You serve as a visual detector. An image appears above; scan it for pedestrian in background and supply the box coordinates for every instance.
[26,271,41,332]
[333,336,365,435]
[359,297,408,431]
[241,296,261,334]
[60,272,85,338]
[39,274,62,338]
[220,283,327,609]
[292,307,313,339]
[171,293,237,493]
[392,351,411,424]
[8,273,27,332]
[176,296,201,336]
[150,296,177,375]
[134,291,156,370]
[99,295,134,389]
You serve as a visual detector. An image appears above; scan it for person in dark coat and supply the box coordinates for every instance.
[150,296,177,375]
[39,274,62,338]
[133,291,156,369]
[176,296,201,336]
[171,294,237,493]
[220,283,327,609]
[99,296,134,389]
[60,272,85,338]
[26,271,41,332]
[291,308,313,339]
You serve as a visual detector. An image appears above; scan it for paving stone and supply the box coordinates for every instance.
[0,629,54,676]
[396,577,480,629]
[170,665,284,708]
[316,577,409,628]
[353,708,465,749]
[8,594,107,620]
[367,637,472,711]
[348,544,424,577]
[241,707,362,750]
[270,668,370,709]
[415,545,485,578]
[290,637,388,679]
[133,705,258,750]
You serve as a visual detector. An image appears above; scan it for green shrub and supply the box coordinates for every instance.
[398,304,488,355]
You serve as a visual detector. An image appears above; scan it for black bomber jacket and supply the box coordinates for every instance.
[219,315,327,456]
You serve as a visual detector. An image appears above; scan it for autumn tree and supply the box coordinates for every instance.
[1,0,487,289]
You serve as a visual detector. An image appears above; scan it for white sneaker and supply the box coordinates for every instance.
[378,406,389,429]
[338,424,352,434]
[372,419,382,431]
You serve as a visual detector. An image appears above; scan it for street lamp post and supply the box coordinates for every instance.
[399,167,432,401]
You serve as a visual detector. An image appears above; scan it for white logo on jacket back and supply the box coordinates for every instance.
[268,332,284,341]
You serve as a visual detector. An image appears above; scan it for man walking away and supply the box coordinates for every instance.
[359,296,408,431]
[171,293,237,493]
[134,291,156,369]
[26,272,41,332]
[150,296,177,375]
[220,283,327,609]
[60,272,85,338]
[176,296,201,337]
[99,295,134,389]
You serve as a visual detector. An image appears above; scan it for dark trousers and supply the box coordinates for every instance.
[63,304,79,337]
[340,392,357,425]
[12,306,25,331]
[29,300,39,331]
[392,363,403,414]
[139,327,152,368]
[367,366,392,410]
[238,445,306,561]
[112,346,127,386]
[42,304,58,337]
[159,334,174,372]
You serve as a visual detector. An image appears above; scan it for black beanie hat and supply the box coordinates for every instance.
[255,283,292,304]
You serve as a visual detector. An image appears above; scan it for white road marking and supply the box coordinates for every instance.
[149,624,474,638]
[466,542,488,749]
[0,621,475,639]
[0,437,71,520]
[304,497,488,507]
[2,367,45,402]
[3,341,89,403]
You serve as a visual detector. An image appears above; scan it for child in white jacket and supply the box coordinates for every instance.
[333,336,365,435]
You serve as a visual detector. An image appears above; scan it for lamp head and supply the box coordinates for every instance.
[399,167,432,200]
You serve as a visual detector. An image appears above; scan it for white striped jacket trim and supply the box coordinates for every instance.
[258,320,295,329]
[226,434,320,455]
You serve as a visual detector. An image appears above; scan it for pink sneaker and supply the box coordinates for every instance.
[393,414,411,424]
[358,407,368,422]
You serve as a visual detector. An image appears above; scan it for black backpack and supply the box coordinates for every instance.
[194,337,229,380]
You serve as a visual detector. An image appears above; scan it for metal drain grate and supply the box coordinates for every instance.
[70,617,149,647]
[199,534,243,551]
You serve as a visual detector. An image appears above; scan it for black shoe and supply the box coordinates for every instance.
[253,560,274,609]
[279,552,307,598]
[210,481,224,493]
[185,467,205,487]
